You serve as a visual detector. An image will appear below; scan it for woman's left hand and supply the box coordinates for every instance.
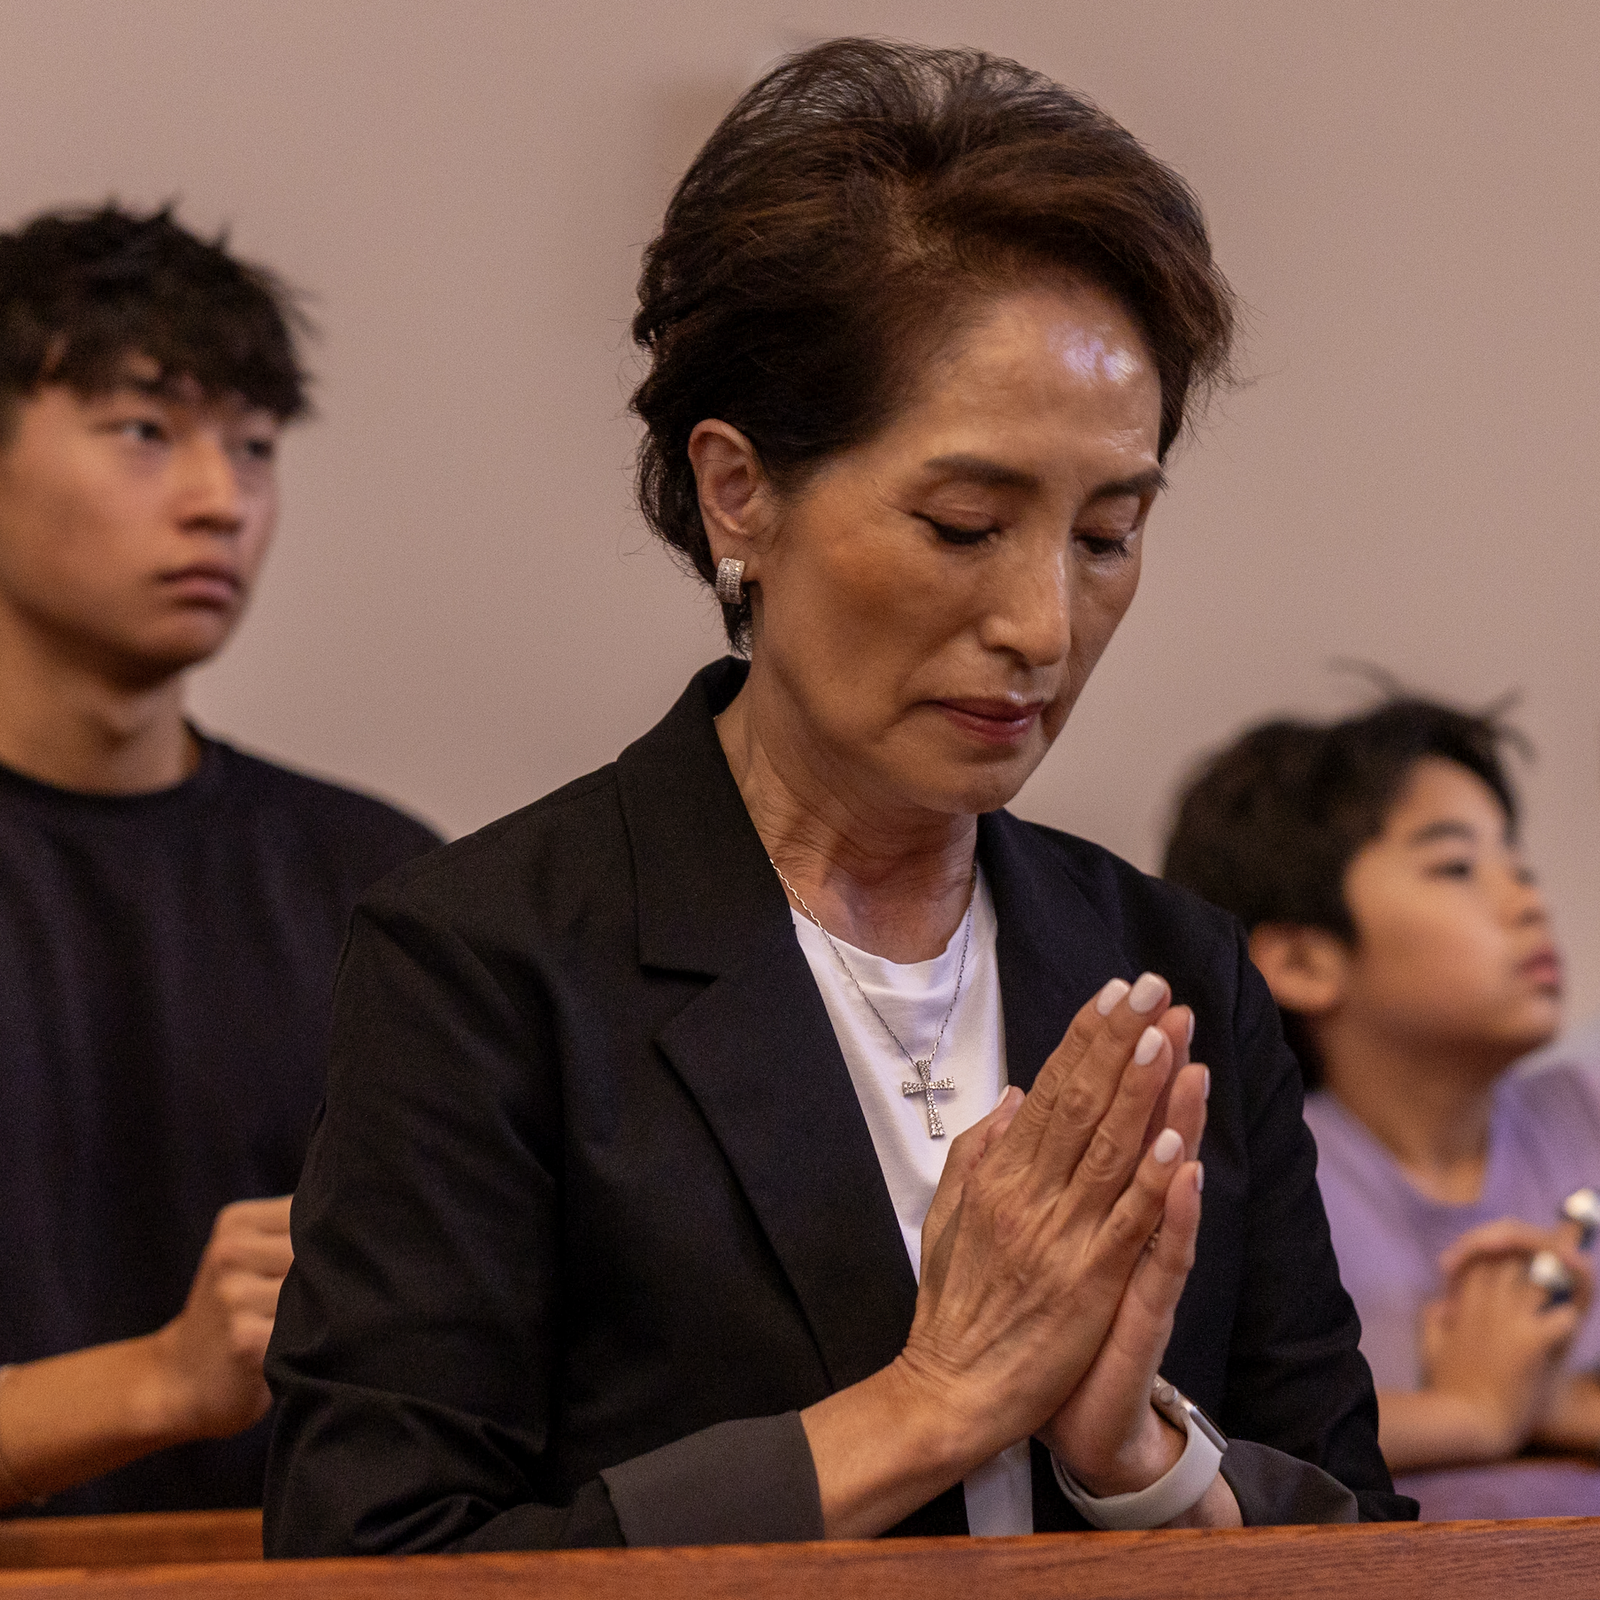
[1033,1003,1210,1497]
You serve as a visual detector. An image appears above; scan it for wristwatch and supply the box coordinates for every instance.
[1051,1377,1228,1530]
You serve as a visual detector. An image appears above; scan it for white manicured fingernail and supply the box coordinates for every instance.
[1128,972,1165,1014]
[1152,1127,1183,1164]
[1194,1163,1205,1194]
[1187,1012,1196,1046]
[994,1087,1012,1110]
[1095,978,1131,1016]
[1134,1026,1163,1066]
[1203,1067,1211,1100]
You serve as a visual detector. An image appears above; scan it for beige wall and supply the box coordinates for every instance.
[5,1,1600,1024]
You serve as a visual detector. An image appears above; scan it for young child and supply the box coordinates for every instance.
[0,205,440,1515]
[1164,697,1600,1518]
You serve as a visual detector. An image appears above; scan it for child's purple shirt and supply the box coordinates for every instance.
[1305,1067,1600,1518]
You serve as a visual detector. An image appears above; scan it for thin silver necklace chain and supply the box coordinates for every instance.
[769,856,976,1137]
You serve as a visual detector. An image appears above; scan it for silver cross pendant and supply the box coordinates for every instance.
[902,1059,956,1138]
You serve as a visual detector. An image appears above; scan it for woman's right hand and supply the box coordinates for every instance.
[800,972,1205,1537]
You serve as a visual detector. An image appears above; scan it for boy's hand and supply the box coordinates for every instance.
[1530,1372,1600,1454]
[1420,1241,1581,1460]
[1439,1216,1591,1307]
[146,1196,294,1440]
[1439,1216,1600,1456]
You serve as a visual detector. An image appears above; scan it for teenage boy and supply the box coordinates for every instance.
[0,205,439,1516]
[1163,699,1600,1519]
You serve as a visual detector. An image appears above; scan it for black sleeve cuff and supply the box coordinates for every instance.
[600,1412,823,1546]
[452,1477,626,1550]
[1219,1439,1361,1525]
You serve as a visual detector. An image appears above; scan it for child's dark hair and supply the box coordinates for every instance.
[1162,695,1525,1084]
[0,203,310,435]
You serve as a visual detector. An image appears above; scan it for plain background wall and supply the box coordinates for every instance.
[4,1,1600,1024]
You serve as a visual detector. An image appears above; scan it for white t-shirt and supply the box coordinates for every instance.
[789,868,1033,1537]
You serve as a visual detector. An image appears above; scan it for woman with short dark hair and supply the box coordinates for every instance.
[264,39,1410,1553]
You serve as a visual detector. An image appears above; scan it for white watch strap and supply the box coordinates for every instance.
[1051,1398,1226,1530]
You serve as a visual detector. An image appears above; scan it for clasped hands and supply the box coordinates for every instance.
[897,970,1214,1511]
[1415,1214,1596,1463]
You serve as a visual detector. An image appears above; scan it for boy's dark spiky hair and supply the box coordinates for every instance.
[0,203,310,428]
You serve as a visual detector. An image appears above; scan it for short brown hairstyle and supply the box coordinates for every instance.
[631,37,1236,646]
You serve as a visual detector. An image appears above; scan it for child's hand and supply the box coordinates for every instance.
[1437,1217,1600,1456]
[148,1195,295,1440]
[1420,1242,1582,1460]
[1529,1372,1600,1455]
[1438,1216,1591,1308]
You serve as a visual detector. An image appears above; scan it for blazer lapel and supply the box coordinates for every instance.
[979,810,1137,1091]
[616,661,918,1393]
[655,951,919,1390]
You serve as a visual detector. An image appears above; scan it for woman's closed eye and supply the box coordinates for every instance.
[1075,527,1139,562]
[916,516,1141,560]
[919,514,1002,547]
[1426,857,1475,880]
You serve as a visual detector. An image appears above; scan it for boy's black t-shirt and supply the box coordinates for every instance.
[0,734,441,1516]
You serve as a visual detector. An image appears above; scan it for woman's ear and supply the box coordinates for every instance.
[687,420,770,568]
[1248,923,1349,1019]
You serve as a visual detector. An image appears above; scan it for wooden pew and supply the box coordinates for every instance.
[0,1512,260,1571]
[0,1515,1598,1598]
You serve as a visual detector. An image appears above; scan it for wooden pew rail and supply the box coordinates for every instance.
[3,1512,1600,1599]
[0,1511,261,1572]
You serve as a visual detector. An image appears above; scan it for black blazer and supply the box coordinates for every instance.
[264,660,1411,1555]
